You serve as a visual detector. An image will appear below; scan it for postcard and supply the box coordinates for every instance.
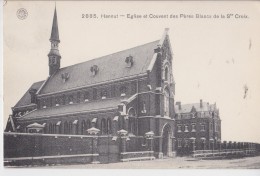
[2,0,260,171]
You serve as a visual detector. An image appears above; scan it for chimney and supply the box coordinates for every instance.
[176,101,181,110]
[200,99,203,108]
[29,88,37,104]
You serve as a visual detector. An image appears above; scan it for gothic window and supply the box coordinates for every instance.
[164,88,170,116]
[75,122,79,135]
[49,123,53,134]
[64,121,69,134]
[101,119,106,135]
[81,120,86,135]
[68,121,73,134]
[107,119,112,134]
[53,123,56,134]
[128,108,136,134]
[86,119,91,130]
[165,66,169,81]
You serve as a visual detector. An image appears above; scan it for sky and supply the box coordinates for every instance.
[3,1,260,143]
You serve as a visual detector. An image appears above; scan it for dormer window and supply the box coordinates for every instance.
[125,55,134,68]
[61,72,69,83]
[120,86,127,97]
[90,65,99,76]
[154,45,162,53]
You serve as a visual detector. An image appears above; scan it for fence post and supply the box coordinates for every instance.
[87,127,100,164]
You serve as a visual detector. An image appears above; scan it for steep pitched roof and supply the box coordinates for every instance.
[14,81,44,108]
[175,102,217,114]
[40,40,159,94]
[20,97,121,120]
[50,7,59,42]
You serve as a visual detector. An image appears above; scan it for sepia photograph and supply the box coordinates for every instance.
[1,0,260,173]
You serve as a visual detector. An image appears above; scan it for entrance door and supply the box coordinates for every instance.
[162,124,172,157]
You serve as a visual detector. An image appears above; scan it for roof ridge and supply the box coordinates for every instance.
[59,40,160,71]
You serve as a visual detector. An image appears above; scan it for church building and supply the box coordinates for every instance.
[5,7,176,159]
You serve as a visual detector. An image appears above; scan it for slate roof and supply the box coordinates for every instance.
[14,81,44,108]
[175,102,217,114]
[20,97,121,120]
[39,40,160,94]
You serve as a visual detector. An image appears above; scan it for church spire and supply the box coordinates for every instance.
[48,6,61,76]
[50,6,60,42]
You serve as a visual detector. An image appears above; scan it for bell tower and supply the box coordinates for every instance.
[48,6,61,76]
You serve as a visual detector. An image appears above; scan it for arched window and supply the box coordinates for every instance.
[165,66,169,81]
[86,119,91,130]
[64,121,68,134]
[128,108,136,134]
[81,120,86,135]
[107,119,112,134]
[75,123,79,135]
[69,121,73,134]
[53,123,56,134]
[164,88,170,116]
[101,119,106,134]
[49,123,53,134]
